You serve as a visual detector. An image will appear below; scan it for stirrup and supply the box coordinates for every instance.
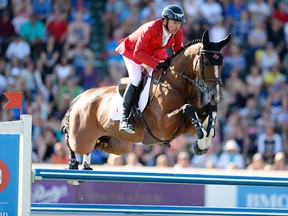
[119,118,135,134]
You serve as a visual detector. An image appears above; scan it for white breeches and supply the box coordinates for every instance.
[123,56,142,87]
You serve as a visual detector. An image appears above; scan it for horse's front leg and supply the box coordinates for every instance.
[183,104,213,155]
[205,103,217,143]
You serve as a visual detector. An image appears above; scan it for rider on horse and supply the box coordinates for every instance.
[116,5,186,134]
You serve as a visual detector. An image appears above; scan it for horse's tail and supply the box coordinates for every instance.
[61,94,82,136]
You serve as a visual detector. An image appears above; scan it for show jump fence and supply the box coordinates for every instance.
[1,115,288,215]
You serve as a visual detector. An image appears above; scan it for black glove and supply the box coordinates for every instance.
[156,60,170,70]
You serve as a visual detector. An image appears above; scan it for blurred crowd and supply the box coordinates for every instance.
[0,0,288,171]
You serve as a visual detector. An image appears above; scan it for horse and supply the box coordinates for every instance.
[61,30,231,170]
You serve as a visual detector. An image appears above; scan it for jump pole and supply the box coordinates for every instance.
[0,115,32,216]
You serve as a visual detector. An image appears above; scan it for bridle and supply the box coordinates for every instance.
[194,48,223,92]
[145,44,224,103]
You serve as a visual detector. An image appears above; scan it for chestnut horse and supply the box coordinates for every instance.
[62,30,231,170]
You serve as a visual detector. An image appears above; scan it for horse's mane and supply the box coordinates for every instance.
[167,39,202,62]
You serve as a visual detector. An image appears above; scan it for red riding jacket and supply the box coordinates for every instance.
[115,19,183,69]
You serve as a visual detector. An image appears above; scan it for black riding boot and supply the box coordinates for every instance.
[119,83,137,134]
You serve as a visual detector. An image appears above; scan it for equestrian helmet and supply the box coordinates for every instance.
[161,5,186,23]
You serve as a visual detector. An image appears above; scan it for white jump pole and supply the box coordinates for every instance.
[0,115,32,216]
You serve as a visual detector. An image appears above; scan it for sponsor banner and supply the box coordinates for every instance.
[205,185,237,207]
[0,135,20,216]
[238,186,288,208]
[32,181,205,206]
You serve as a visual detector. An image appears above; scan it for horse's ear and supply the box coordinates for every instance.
[217,34,231,50]
[202,29,209,45]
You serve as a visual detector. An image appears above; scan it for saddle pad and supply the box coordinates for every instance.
[109,70,153,121]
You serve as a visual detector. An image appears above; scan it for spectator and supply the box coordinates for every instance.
[20,61,37,95]
[35,126,57,162]
[264,84,288,126]
[31,0,52,22]
[106,61,127,86]
[125,152,143,167]
[225,68,249,109]
[191,149,218,168]
[5,34,30,61]
[155,154,171,168]
[183,0,202,23]
[50,141,69,164]
[198,0,223,25]
[0,58,7,92]
[105,27,125,65]
[231,9,252,49]
[257,123,283,164]
[46,8,68,49]
[0,0,8,13]
[266,152,288,170]
[247,0,271,23]
[224,0,247,29]
[77,62,98,90]
[19,14,46,58]
[256,42,280,74]
[263,65,286,88]
[40,34,60,75]
[66,11,90,47]
[272,1,288,26]
[173,151,191,169]
[11,0,32,17]
[69,0,92,25]
[105,154,124,166]
[102,0,125,38]
[267,18,286,60]
[247,153,266,170]
[67,41,94,75]
[231,123,250,162]
[222,43,247,81]
[55,76,82,119]
[0,11,15,55]
[247,21,267,65]
[217,139,245,169]
[209,16,228,43]
[245,65,263,98]
[54,56,74,86]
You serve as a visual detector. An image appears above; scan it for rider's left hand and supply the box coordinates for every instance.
[156,60,170,70]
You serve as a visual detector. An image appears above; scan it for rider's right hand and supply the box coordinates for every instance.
[156,60,170,70]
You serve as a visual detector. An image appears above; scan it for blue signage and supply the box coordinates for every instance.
[238,185,288,208]
[0,135,20,215]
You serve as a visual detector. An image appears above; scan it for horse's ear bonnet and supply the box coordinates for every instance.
[201,30,231,65]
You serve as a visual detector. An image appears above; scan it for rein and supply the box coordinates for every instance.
[138,42,223,145]
[147,45,223,102]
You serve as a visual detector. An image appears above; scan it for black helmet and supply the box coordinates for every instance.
[161,5,186,23]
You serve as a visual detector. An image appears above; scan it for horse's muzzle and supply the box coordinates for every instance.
[209,91,222,106]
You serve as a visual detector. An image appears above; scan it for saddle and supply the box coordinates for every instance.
[116,70,172,147]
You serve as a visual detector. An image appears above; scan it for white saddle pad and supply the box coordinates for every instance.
[109,71,153,121]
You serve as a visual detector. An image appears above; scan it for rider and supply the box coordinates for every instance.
[116,5,186,134]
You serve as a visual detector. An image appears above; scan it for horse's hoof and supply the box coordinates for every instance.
[68,159,79,170]
[193,141,209,156]
[82,166,93,171]
[67,180,80,185]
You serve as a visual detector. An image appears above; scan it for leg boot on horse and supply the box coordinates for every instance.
[119,83,137,134]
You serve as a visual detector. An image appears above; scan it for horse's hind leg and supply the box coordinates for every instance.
[82,153,93,170]
[68,149,79,169]
[65,132,80,170]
